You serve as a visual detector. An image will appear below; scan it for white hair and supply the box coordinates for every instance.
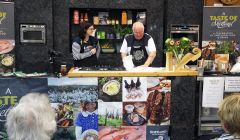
[132,21,144,31]
[6,93,56,140]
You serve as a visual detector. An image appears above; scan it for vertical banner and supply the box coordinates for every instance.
[0,78,48,139]
[0,2,15,73]
[203,7,240,41]
[202,7,240,72]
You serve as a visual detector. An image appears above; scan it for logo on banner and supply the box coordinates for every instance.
[0,88,18,122]
[0,11,7,24]
[210,12,238,29]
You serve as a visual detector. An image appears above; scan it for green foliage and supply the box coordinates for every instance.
[165,37,192,63]
[98,115,122,127]
[113,25,132,37]
[215,41,233,54]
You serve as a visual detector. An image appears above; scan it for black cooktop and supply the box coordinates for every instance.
[77,66,125,71]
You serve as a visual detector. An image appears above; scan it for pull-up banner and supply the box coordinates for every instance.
[203,7,240,41]
[0,78,48,138]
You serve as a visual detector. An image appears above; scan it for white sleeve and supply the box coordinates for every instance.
[120,38,128,54]
[147,37,156,52]
[75,126,83,140]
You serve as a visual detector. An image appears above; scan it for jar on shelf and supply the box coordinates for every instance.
[111,19,115,25]
[93,16,99,25]
[121,11,127,25]
[60,65,67,76]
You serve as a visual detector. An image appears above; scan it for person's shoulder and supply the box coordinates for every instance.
[125,34,134,41]
[73,36,81,44]
[212,133,235,140]
[89,36,98,42]
[144,33,152,39]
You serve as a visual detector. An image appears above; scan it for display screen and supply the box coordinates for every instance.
[23,30,43,40]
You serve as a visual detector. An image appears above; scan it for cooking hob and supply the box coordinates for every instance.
[77,66,125,71]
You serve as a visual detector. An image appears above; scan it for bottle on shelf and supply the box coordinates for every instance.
[115,20,119,25]
[80,13,84,23]
[121,11,127,25]
[73,10,79,24]
[93,16,99,25]
[127,11,132,25]
[84,13,88,22]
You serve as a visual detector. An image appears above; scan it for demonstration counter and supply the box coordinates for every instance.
[67,67,198,77]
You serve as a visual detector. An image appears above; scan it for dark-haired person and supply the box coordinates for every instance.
[75,101,98,140]
[72,22,100,67]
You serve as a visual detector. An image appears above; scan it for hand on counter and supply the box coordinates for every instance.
[136,65,148,70]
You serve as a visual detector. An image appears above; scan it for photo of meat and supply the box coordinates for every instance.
[123,102,147,126]
[98,126,146,140]
[98,77,122,102]
[122,77,147,102]
[0,39,14,54]
[147,77,171,125]
[202,41,217,60]
[98,102,122,127]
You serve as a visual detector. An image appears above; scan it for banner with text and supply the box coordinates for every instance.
[0,78,48,138]
[0,2,15,73]
[203,7,240,41]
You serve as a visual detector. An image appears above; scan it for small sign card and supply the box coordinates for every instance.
[202,77,224,108]
[225,77,240,92]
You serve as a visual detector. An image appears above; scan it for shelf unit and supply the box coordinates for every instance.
[70,8,147,55]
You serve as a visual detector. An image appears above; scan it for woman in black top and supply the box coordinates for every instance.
[72,22,100,67]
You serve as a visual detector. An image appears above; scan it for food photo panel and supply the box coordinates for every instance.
[147,77,171,125]
[122,77,148,102]
[98,77,122,102]
[98,102,123,127]
[123,102,147,126]
[48,77,98,140]
[98,125,146,140]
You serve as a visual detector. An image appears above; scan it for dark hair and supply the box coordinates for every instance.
[79,22,94,40]
[82,101,98,111]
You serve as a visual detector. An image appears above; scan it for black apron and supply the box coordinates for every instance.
[74,37,99,67]
[130,36,148,66]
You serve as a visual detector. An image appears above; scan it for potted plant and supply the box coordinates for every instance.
[165,37,201,70]
[214,41,239,72]
[113,25,132,39]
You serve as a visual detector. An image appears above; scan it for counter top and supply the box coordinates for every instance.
[67,67,198,77]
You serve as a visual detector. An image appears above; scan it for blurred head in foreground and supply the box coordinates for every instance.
[6,93,56,140]
[218,93,240,136]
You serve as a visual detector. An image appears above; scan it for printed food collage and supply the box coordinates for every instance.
[48,77,171,140]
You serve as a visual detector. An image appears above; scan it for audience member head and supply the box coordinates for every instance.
[132,21,144,40]
[6,93,56,140]
[218,93,240,136]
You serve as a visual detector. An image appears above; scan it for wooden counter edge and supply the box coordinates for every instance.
[67,68,198,77]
